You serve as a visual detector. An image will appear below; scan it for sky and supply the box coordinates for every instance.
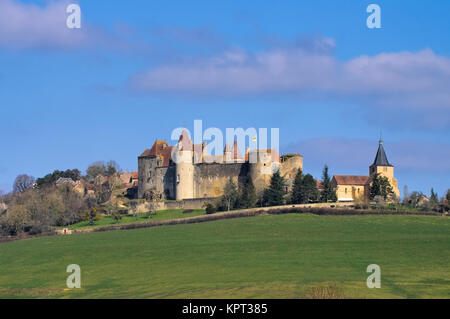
[0,0,449,197]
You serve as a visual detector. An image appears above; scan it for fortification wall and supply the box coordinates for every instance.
[193,162,249,198]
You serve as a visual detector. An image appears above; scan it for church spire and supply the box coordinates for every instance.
[372,138,392,167]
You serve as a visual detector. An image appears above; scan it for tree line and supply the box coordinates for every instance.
[206,165,338,213]
[0,160,122,237]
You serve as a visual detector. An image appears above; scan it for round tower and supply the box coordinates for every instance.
[248,150,273,196]
[175,130,194,200]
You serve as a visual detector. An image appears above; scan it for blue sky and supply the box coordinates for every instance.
[0,0,449,197]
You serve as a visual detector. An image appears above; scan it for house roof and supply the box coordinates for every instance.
[372,139,393,167]
[333,175,370,186]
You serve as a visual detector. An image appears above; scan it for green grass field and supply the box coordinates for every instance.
[1,213,449,298]
[63,209,205,230]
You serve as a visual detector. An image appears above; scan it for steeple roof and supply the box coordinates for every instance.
[372,139,393,167]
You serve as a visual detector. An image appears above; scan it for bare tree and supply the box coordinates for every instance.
[13,174,35,193]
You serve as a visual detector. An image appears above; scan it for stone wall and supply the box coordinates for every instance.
[193,162,248,198]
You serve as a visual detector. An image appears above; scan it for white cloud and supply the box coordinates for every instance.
[131,44,450,129]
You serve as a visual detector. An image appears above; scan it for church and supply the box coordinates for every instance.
[331,139,400,201]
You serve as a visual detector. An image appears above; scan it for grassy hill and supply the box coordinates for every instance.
[0,213,449,298]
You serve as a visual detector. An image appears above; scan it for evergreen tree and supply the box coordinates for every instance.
[320,165,337,202]
[370,174,394,200]
[290,168,304,204]
[239,173,257,209]
[264,170,286,206]
[221,178,239,211]
[430,188,438,203]
[302,174,320,203]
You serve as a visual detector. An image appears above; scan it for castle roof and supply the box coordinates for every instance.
[333,175,370,186]
[178,129,192,151]
[372,139,393,167]
[139,140,174,167]
[223,142,231,153]
[231,140,243,160]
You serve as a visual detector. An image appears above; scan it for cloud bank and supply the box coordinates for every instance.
[131,42,450,129]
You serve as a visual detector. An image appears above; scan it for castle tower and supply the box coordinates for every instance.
[223,142,232,163]
[369,139,400,199]
[175,130,194,200]
[248,149,278,196]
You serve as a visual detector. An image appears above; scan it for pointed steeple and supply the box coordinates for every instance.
[231,140,243,160]
[372,138,393,167]
[223,142,231,153]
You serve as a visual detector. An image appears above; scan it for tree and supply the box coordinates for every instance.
[13,174,35,193]
[446,189,450,203]
[238,173,257,209]
[301,174,320,203]
[82,208,100,225]
[320,165,337,203]
[430,188,438,203]
[106,161,121,176]
[290,169,319,204]
[290,169,304,204]
[264,170,286,206]
[370,174,393,200]
[35,169,81,188]
[221,178,239,211]
[85,162,107,182]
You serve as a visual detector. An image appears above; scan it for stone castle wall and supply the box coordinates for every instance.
[193,162,249,198]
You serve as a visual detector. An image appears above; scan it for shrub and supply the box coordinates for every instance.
[204,202,216,214]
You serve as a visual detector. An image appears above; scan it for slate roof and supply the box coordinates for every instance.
[372,139,393,167]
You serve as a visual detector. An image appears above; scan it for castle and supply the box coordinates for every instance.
[138,130,303,201]
[138,130,399,203]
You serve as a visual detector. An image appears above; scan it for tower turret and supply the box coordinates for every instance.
[175,130,194,200]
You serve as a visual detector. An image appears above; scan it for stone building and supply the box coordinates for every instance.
[138,130,303,201]
[331,139,400,202]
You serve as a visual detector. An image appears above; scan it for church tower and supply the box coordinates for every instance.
[369,139,400,199]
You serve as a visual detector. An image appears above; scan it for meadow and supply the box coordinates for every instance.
[0,213,449,298]
[63,209,205,230]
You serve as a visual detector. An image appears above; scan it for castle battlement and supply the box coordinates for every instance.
[138,130,303,201]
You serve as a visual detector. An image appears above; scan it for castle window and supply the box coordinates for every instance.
[177,174,180,183]
[345,188,347,193]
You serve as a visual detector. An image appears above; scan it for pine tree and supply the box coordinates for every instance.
[320,165,337,203]
[290,168,304,204]
[239,173,257,209]
[370,174,393,200]
[430,188,438,203]
[302,174,320,203]
[264,170,286,207]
